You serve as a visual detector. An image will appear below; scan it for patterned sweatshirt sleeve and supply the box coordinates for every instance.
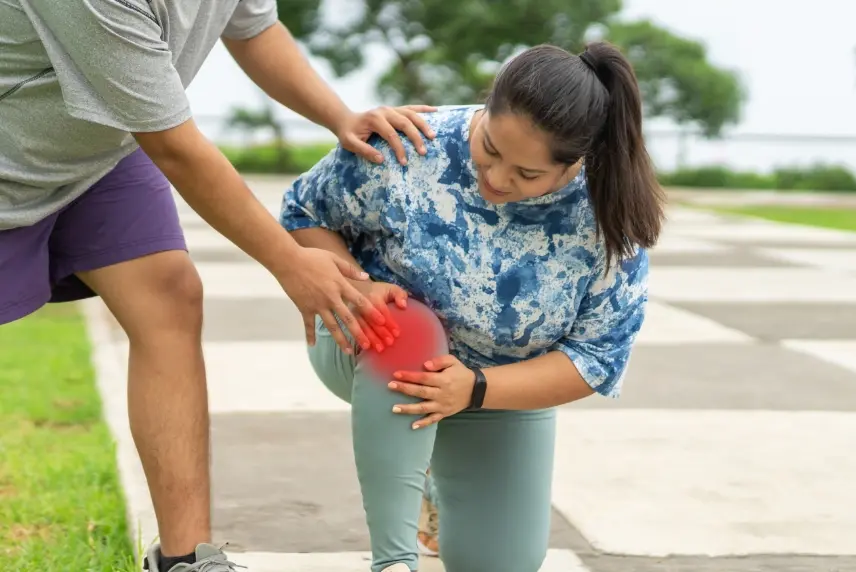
[279,142,399,234]
[550,249,650,398]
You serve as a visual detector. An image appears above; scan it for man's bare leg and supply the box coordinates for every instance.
[78,250,209,557]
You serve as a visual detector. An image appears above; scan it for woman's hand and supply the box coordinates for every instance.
[353,281,409,352]
[388,355,475,429]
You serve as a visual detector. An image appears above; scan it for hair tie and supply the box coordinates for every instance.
[579,50,597,73]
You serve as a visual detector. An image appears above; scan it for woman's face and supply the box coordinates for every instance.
[469,110,579,204]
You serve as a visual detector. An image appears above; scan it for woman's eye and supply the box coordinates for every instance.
[519,171,539,181]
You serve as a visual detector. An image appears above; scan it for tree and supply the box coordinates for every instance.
[281,0,619,103]
[608,20,744,137]
[224,100,290,169]
[279,0,745,137]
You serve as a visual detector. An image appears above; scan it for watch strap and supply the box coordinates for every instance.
[468,367,487,410]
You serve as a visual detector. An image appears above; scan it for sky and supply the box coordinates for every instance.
[186,0,856,172]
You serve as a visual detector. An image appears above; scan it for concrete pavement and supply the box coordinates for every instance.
[84,178,856,571]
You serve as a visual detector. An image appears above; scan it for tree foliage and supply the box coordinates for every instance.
[607,20,744,136]
[277,0,746,136]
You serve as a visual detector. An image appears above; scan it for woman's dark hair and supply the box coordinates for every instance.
[485,41,666,266]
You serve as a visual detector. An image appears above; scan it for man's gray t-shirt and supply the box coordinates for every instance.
[0,0,278,230]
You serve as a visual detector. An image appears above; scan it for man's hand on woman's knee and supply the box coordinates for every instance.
[349,281,407,353]
[277,247,387,354]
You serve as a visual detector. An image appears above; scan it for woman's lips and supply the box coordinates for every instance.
[481,176,510,196]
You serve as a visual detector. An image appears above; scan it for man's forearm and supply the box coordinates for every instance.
[481,352,596,410]
[223,23,350,133]
[135,120,299,276]
[291,227,357,265]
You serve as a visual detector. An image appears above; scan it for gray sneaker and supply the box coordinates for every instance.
[143,543,246,572]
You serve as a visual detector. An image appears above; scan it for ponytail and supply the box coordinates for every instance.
[580,42,666,266]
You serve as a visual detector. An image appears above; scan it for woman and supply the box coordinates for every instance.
[279,41,665,572]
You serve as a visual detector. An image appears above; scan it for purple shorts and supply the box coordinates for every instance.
[0,148,187,325]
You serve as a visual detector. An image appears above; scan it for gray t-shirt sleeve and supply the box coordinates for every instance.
[20,0,191,133]
[221,0,279,40]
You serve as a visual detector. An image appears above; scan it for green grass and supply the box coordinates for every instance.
[220,142,335,175]
[288,142,336,171]
[660,164,856,192]
[710,205,856,232]
[0,305,136,572]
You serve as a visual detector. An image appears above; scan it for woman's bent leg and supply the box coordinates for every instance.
[306,316,359,404]
[432,409,557,572]
[307,313,446,572]
[352,354,437,571]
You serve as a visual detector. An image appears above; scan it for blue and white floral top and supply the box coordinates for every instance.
[280,105,648,397]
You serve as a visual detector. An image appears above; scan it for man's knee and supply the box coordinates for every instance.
[151,257,202,321]
[124,255,203,340]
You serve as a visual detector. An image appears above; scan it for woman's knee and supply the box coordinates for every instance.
[361,300,449,378]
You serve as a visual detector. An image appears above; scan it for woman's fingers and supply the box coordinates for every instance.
[391,394,438,414]
[423,355,458,371]
[389,381,438,401]
[392,371,442,386]
[413,413,443,430]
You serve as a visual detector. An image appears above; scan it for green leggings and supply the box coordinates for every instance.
[307,317,556,572]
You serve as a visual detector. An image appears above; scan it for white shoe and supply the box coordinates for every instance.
[381,564,411,572]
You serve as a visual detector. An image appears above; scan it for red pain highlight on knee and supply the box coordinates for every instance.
[361,301,450,381]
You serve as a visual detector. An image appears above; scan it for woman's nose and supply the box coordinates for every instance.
[486,166,512,190]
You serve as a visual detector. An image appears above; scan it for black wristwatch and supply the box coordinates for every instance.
[468,367,488,410]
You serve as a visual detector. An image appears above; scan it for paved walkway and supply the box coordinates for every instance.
[84,178,856,571]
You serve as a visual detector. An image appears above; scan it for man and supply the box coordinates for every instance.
[0,1,435,570]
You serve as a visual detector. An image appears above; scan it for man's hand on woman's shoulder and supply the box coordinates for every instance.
[335,105,438,166]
